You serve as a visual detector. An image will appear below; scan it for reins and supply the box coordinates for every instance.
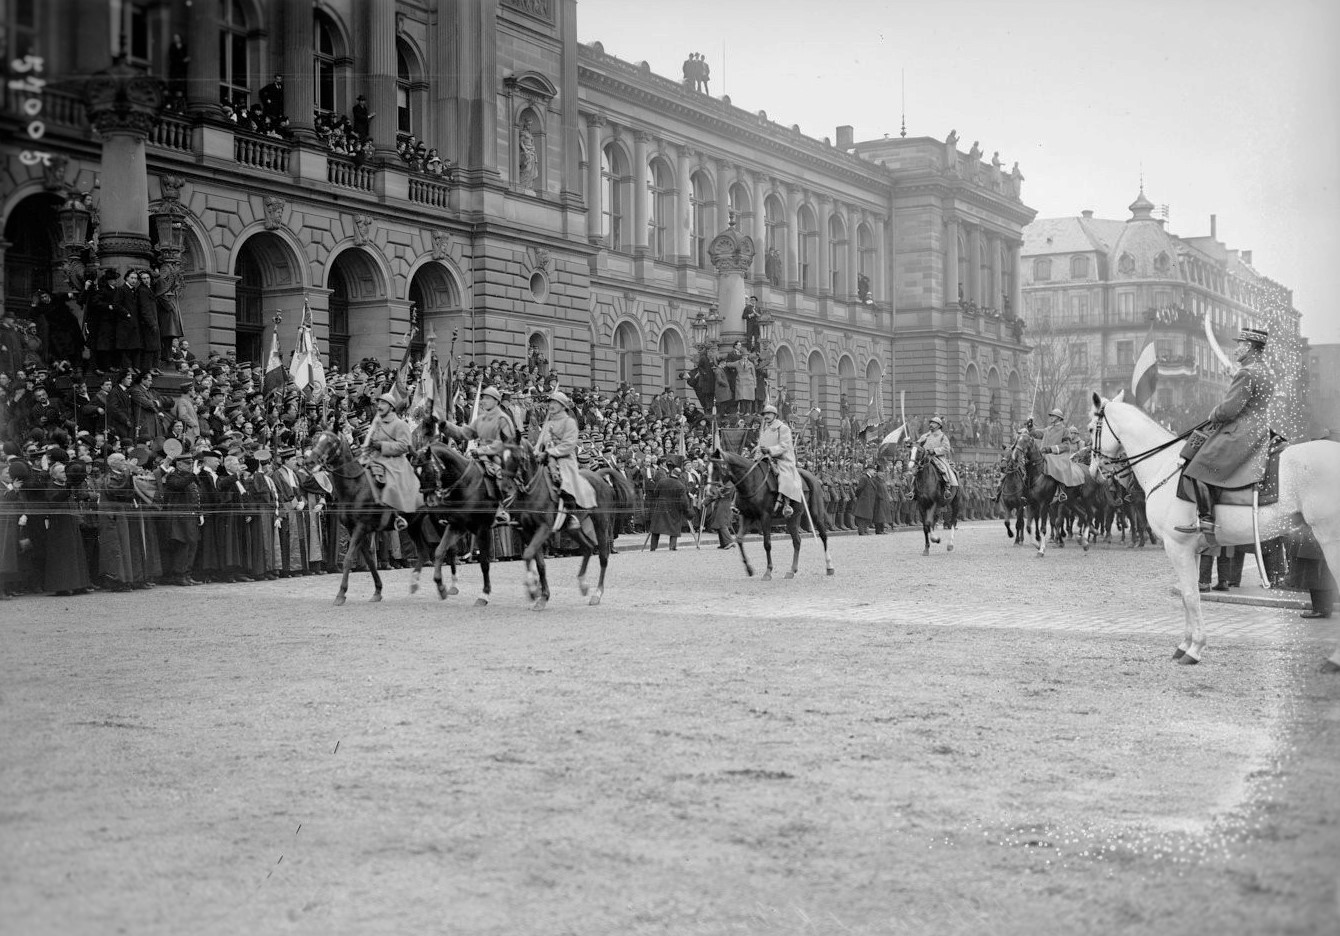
[1094,407,1209,496]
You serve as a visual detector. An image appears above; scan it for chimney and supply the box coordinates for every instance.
[836,125,854,150]
[1242,249,1253,265]
[1080,209,1094,219]
[1210,214,1217,239]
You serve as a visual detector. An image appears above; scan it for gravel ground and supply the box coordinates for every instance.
[2,522,1338,935]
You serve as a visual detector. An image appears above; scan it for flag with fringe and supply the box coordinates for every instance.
[288,302,326,397]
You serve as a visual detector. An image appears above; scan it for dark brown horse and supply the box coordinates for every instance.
[999,450,1030,546]
[414,442,504,605]
[306,430,437,605]
[499,442,636,609]
[711,451,833,579]
[910,449,960,556]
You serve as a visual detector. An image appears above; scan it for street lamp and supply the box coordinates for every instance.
[690,310,708,346]
[56,197,94,291]
[706,304,722,343]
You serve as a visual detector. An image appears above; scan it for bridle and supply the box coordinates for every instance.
[308,431,365,484]
[1091,404,1209,497]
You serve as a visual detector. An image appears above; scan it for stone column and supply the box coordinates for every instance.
[585,115,605,245]
[845,206,859,301]
[185,0,221,120]
[280,0,316,141]
[873,213,887,304]
[1011,240,1023,321]
[365,1,398,157]
[946,214,960,307]
[785,184,801,289]
[990,231,1003,311]
[967,223,981,306]
[674,144,692,264]
[709,217,756,345]
[85,59,163,273]
[817,195,832,297]
[632,130,650,255]
[751,172,767,281]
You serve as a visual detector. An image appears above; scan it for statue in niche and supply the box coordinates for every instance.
[518,117,538,189]
[764,246,783,287]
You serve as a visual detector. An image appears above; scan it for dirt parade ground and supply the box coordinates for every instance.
[2,521,1339,936]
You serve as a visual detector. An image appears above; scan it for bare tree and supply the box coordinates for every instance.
[1022,321,1100,424]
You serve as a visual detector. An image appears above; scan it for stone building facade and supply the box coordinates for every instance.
[2,0,1033,425]
[1021,193,1304,429]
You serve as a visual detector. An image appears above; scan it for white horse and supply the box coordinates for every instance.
[1091,390,1340,666]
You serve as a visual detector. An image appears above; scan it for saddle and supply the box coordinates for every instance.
[1176,436,1288,508]
[1042,453,1088,488]
[366,462,387,487]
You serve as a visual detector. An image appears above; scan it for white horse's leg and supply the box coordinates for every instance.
[1166,533,1205,662]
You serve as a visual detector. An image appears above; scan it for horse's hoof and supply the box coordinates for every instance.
[588,594,602,606]
[448,586,459,596]
[1178,653,1200,665]
[762,571,772,581]
[946,544,954,553]
[784,571,795,580]
[1318,658,1340,674]
[436,584,447,600]
[1033,552,1044,559]
[369,593,382,603]
[333,594,346,607]
[532,598,547,611]
[578,581,590,596]
[826,568,835,576]
[745,567,754,577]
[930,537,941,545]
[1171,646,1187,661]
[474,597,488,607]
[409,582,419,594]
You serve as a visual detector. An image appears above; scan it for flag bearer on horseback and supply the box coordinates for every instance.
[440,385,517,525]
[915,415,959,501]
[752,403,805,518]
[364,392,422,531]
[1175,326,1274,544]
[536,389,599,547]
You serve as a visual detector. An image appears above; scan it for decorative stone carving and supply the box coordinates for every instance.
[159,174,185,202]
[352,213,373,247]
[503,0,551,20]
[534,247,550,271]
[84,57,164,137]
[430,230,452,261]
[263,196,287,231]
[41,154,69,192]
[707,211,756,275]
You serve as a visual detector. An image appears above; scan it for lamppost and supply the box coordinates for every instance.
[706,304,723,344]
[756,307,775,363]
[56,196,96,293]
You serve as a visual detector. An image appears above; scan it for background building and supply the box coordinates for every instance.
[1021,193,1307,435]
[1308,344,1340,437]
[2,0,1032,433]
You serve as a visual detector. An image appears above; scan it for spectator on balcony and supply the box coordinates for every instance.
[352,95,373,140]
[260,74,284,124]
[425,148,444,175]
[354,139,377,167]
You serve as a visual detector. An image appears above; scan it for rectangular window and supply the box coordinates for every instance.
[1117,292,1134,322]
[1069,343,1088,368]
[126,3,151,65]
[1069,294,1088,324]
[316,61,336,114]
[1154,290,1170,310]
[1156,338,1174,359]
[397,87,411,134]
[1116,340,1134,367]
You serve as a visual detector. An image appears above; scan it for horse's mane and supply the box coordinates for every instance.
[1105,398,1174,445]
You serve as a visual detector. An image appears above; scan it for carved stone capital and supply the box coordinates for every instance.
[84,58,163,139]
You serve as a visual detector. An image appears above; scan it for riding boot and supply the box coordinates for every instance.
[1174,479,1215,538]
[1212,554,1232,591]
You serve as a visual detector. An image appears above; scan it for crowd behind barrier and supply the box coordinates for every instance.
[0,297,1023,599]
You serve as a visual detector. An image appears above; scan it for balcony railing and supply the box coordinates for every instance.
[149,112,193,153]
[233,133,290,173]
[408,175,450,209]
[327,155,375,192]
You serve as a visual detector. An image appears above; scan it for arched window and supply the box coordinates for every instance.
[2,195,59,319]
[807,350,826,413]
[775,345,796,397]
[1070,255,1090,279]
[1033,257,1052,282]
[837,355,857,413]
[397,46,412,137]
[314,10,338,115]
[965,362,981,415]
[764,195,785,256]
[648,157,674,261]
[728,182,749,222]
[601,143,628,251]
[614,321,641,386]
[690,171,712,269]
[797,204,817,292]
[658,329,685,391]
[327,266,350,374]
[396,40,426,141]
[865,359,883,421]
[219,0,251,108]
[829,213,847,295]
[1000,241,1013,311]
[858,223,875,291]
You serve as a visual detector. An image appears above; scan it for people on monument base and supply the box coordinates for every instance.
[1175,326,1274,545]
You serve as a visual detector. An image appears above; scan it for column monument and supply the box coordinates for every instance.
[707,211,756,347]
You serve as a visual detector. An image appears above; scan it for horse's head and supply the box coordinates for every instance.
[306,430,344,469]
[499,441,536,486]
[1090,389,1128,463]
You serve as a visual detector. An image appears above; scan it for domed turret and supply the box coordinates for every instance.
[1128,187,1156,222]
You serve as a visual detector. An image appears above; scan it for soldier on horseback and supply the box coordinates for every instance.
[439,385,517,525]
[364,392,422,532]
[1031,407,1076,502]
[1175,326,1274,544]
[915,415,958,501]
[752,402,805,518]
[536,389,599,548]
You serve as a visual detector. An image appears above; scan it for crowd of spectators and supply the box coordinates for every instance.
[1,299,1018,599]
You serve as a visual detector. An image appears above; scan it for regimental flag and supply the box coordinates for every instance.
[1131,322,1159,409]
[876,423,909,462]
[288,302,326,396]
[388,324,419,414]
[263,324,285,397]
[410,324,438,422]
[859,391,884,441]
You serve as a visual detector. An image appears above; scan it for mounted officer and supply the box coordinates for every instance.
[364,391,421,531]
[535,389,598,546]
[440,385,518,525]
[752,402,805,517]
[914,415,958,501]
[1175,326,1274,543]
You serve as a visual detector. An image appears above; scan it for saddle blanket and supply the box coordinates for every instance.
[1177,441,1284,508]
[1043,453,1088,488]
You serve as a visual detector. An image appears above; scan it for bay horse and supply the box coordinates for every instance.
[909,446,960,556]
[999,450,1030,546]
[499,442,636,609]
[414,442,504,606]
[712,451,833,579]
[1009,432,1069,556]
[1092,390,1340,665]
[306,430,438,606]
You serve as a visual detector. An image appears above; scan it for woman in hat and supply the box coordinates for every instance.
[535,389,598,543]
[1175,326,1274,542]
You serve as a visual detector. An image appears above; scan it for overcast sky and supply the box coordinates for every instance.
[577,0,1340,345]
